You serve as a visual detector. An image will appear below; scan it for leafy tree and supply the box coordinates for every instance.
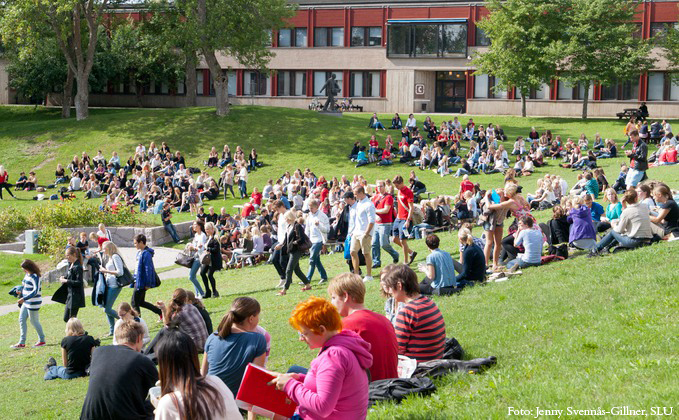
[661,15,679,85]
[163,0,294,116]
[549,0,654,119]
[472,0,567,117]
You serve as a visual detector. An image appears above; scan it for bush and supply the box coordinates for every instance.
[37,225,71,260]
[0,207,29,242]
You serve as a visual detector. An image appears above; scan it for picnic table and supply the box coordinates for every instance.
[616,108,642,120]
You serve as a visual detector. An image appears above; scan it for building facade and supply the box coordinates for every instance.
[2,0,679,117]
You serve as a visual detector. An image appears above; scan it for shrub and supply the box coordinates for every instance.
[0,207,29,242]
[37,225,71,260]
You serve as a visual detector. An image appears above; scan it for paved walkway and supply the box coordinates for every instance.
[0,247,188,316]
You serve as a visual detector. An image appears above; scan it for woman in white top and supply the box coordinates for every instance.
[186,220,207,298]
[98,242,125,336]
[154,328,240,420]
[113,302,150,346]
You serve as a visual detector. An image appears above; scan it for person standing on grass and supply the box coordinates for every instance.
[200,222,222,299]
[52,247,86,323]
[97,241,125,337]
[131,234,163,320]
[278,210,312,296]
[161,200,181,243]
[371,180,400,269]
[186,220,207,298]
[350,186,376,282]
[272,200,290,288]
[0,165,16,199]
[625,130,648,188]
[238,163,248,199]
[11,259,46,349]
[80,321,158,420]
[305,199,330,284]
[392,175,418,265]
[44,318,98,380]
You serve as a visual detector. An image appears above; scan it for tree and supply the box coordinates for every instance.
[166,0,294,116]
[472,0,566,117]
[1,0,115,120]
[549,0,654,119]
[661,15,679,85]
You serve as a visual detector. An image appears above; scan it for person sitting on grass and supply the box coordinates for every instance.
[112,302,150,347]
[44,318,98,380]
[377,147,393,166]
[649,184,679,236]
[268,296,373,420]
[454,228,487,285]
[157,288,208,353]
[417,234,459,295]
[380,264,446,362]
[327,273,398,381]
[506,216,543,272]
[355,146,369,168]
[368,112,386,130]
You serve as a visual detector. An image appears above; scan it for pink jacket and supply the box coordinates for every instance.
[284,330,373,420]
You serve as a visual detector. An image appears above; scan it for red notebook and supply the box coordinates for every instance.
[236,363,298,419]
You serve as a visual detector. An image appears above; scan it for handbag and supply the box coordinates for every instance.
[298,229,312,253]
[175,252,195,268]
[200,251,211,266]
[115,260,134,288]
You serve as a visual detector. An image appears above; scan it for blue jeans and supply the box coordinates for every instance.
[19,306,45,344]
[164,222,180,243]
[595,230,640,251]
[450,156,461,164]
[139,198,147,212]
[103,286,122,334]
[506,258,540,270]
[413,223,433,239]
[454,168,469,177]
[306,242,327,281]
[44,366,84,380]
[189,259,205,296]
[626,168,644,187]
[238,180,247,198]
[371,122,385,130]
[378,159,392,166]
[372,223,400,266]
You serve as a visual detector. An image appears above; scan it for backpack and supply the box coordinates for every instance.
[412,356,497,380]
[442,337,464,360]
[368,377,436,406]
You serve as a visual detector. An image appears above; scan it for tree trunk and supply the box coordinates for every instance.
[61,67,74,119]
[521,92,527,118]
[184,53,198,107]
[136,81,144,108]
[74,73,89,121]
[202,49,229,116]
[581,80,590,119]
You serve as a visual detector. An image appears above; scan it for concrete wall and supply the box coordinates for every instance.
[414,70,436,113]
[467,99,679,119]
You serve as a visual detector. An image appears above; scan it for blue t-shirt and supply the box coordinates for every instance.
[590,202,605,222]
[426,249,456,289]
[204,331,267,396]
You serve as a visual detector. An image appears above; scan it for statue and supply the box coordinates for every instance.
[319,74,341,112]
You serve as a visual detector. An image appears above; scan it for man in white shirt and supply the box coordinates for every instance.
[272,200,289,288]
[292,187,304,210]
[350,187,376,282]
[662,120,672,136]
[406,113,417,131]
[238,165,248,199]
[409,140,421,159]
[305,199,330,284]
[69,173,82,191]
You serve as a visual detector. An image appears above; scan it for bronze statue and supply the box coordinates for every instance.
[319,74,341,112]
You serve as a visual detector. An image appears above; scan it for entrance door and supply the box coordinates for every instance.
[435,72,466,113]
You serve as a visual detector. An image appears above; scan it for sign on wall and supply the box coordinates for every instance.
[415,83,425,98]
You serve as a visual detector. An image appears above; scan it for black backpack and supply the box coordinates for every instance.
[413,356,497,380]
[442,337,464,360]
[368,377,436,406]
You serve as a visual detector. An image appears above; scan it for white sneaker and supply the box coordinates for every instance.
[363,276,374,283]
[277,280,285,288]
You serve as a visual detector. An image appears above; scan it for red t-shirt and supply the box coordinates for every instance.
[381,149,391,160]
[97,236,109,247]
[369,138,379,148]
[396,186,414,220]
[241,202,255,217]
[342,309,399,381]
[460,180,474,195]
[372,193,394,224]
[251,192,263,206]
[320,187,329,203]
[0,171,7,184]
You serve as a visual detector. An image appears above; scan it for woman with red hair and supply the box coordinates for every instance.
[269,297,373,420]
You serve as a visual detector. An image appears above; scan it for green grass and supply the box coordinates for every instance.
[1,105,679,418]
[0,253,56,306]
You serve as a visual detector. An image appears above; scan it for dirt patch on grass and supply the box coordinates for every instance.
[24,140,58,171]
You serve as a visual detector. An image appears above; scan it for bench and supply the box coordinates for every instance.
[616,108,642,120]
[423,191,436,200]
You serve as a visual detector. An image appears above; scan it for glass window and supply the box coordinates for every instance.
[387,25,411,56]
[476,26,490,46]
[228,72,236,96]
[493,77,507,98]
[313,71,342,96]
[278,29,292,47]
[295,28,307,47]
[530,84,548,99]
[331,28,344,47]
[295,72,306,96]
[243,71,269,96]
[670,78,679,101]
[351,27,365,47]
[369,27,382,46]
[576,83,594,100]
[621,79,639,100]
[349,71,380,97]
[314,28,328,47]
[415,25,438,56]
[474,74,489,98]
[558,80,573,100]
[196,71,204,96]
[277,71,305,96]
[648,73,664,101]
[441,24,467,56]
[351,72,363,96]
[601,83,617,100]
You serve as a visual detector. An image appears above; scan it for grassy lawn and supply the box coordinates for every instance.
[0,105,678,418]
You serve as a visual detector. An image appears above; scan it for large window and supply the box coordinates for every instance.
[601,79,639,100]
[651,22,678,41]
[351,27,382,47]
[277,71,306,96]
[557,80,593,100]
[474,74,506,99]
[243,71,270,96]
[647,72,679,101]
[314,27,344,47]
[196,71,204,96]
[475,27,490,46]
[313,71,343,96]
[529,84,549,99]
[278,28,307,47]
[387,23,467,58]
[350,71,380,97]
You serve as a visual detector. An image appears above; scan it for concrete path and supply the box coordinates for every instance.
[0,247,189,316]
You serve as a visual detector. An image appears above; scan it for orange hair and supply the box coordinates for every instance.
[289,296,342,335]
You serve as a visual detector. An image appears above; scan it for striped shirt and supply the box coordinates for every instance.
[394,296,446,362]
[21,273,42,310]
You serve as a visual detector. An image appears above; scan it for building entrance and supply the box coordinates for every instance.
[435,71,466,113]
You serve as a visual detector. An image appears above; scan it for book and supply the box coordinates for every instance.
[235,363,298,419]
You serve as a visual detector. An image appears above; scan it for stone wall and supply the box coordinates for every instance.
[58,220,193,247]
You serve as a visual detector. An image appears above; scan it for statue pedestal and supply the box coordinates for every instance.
[318,111,343,117]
